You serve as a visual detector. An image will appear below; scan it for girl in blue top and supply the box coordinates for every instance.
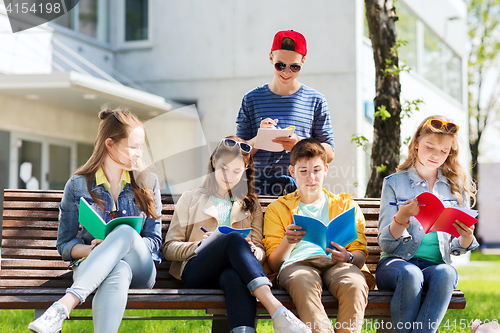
[29,108,162,333]
[376,115,478,333]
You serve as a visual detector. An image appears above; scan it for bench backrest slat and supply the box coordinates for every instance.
[1,189,381,289]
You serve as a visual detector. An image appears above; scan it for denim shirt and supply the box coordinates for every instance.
[56,173,163,263]
[378,167,479,264]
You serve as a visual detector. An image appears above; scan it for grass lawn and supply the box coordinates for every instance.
[1,251,498,332]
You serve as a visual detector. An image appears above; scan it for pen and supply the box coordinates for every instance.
[389,202,425,206]
[200,226,208,233]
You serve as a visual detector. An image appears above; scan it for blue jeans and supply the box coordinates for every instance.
[67,224,156,333]
[183,232,272,330]
[376,256,458,333]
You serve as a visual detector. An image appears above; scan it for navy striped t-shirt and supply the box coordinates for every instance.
[236,84,335,177]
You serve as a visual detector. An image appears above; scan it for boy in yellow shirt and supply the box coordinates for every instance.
[263,138,374,333]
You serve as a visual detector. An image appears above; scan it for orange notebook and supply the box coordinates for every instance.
[415,192,478,238]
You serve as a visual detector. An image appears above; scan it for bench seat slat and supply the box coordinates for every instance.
[0,289,466,310]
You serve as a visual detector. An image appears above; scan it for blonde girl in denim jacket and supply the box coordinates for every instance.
[376,115,478,333]
[29,108,162,333]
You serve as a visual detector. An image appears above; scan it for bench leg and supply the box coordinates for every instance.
[211,316,259,332]
[34,309,45,320]
[211,315,231,333]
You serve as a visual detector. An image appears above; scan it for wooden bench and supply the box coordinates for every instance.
[0,189,466,332]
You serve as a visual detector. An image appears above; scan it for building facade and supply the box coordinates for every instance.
[0,0,469,200]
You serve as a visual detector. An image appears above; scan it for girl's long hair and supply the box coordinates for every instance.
[201,135,257,212]
[76,107,159,219]
[397,115,476,206]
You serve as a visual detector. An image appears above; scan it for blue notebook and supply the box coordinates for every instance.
[195,226,252,254]
[292,207,358,249]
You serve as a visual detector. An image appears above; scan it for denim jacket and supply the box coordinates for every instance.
[56,173,162,263]
[378,167,479,264]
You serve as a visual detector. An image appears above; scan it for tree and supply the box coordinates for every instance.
[364,0,402,197]
[468,0,500,210]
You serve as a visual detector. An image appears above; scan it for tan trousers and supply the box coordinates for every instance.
[278,256,368,333]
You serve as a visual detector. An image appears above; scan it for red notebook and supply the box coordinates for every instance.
[414,192,478,238]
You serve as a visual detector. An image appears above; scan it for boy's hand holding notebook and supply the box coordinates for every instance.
[292,207,358,250]
[254,126,295,152]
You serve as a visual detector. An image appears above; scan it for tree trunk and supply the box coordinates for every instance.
[364,0,402,198]
[470,137,481,246]
[470,138,479,210]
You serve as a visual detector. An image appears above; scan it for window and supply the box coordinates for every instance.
[423,26,462,102]
[396,4,417,71]
[125,0,149,41]
[17,140,42,190]
[49,145,71,190]
[52,0,109,43]
[393,4,462,103]
[10,133,79,190]
[423,26,444,90]
[445,49,462,102]
[77,143,94,168]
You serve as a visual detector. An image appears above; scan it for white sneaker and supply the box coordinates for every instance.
[273,308,311,333]
[28,302,68,333]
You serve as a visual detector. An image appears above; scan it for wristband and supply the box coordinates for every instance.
[393,214,409,227]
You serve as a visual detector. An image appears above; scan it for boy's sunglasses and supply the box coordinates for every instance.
[274,62,302,73]
[219,138,252,154]
[424,119,459,134]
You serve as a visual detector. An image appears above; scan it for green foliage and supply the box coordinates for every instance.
[351,134,370,150]
[402,136,412,146]
[467,0,500,158]
[380,61,411,76]
[0,309,274,332]
[363,259,500,333]
[401,99,424,119]
[374,105,391,121]
[376,164,387,173]
[440,258,500,332]
[380,37,412,76]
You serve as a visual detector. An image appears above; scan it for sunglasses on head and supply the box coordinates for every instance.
[424,119,459,134]
[219,138,252,154]
[274,62,302,73]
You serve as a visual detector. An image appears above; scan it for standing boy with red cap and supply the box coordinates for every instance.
[236,30,335,196]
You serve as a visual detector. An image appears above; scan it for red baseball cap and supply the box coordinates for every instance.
[271,30,307,56]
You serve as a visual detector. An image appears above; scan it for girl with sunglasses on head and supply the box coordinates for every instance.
[163,136,311,333]
[376,115,479,333]
[29,108,162,333]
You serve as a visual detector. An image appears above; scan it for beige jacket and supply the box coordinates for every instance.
[162,187,265,280]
